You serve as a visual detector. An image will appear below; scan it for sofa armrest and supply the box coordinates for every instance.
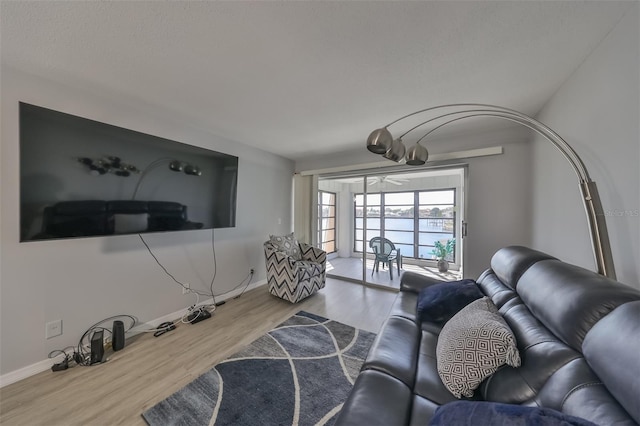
[400,271,446,294]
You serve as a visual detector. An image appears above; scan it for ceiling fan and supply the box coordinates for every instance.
[368,176,410,186]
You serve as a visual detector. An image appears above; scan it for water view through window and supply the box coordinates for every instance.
[354,189,456,262]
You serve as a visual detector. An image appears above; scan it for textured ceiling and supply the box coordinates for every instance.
[0,1,632,161]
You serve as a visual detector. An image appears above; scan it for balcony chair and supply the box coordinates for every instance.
[369,236,402,279]
[264,233,327,303]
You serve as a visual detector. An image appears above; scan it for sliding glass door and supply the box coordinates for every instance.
[317,167,465,290]
[317,175,366,285]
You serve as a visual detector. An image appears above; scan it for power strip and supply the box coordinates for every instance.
[187,308,211,324]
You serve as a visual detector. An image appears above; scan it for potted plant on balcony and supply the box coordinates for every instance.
[432,239,455,273]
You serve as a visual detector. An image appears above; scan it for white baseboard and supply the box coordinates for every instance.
[0,280,266,388]
[129,279,266,334]
[0,354,67,389]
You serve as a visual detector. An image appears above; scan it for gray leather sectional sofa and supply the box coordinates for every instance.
[335,246,640,425]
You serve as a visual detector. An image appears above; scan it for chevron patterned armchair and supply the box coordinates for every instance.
[264,234,327,303]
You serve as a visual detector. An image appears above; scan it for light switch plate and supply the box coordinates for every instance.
[46,319,63,339]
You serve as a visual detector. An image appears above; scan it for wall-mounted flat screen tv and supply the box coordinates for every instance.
[19,102,238,242]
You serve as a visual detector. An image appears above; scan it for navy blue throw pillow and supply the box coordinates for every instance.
[430,401,597,426]
[416,279,483,323]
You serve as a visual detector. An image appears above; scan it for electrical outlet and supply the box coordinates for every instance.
[182,283,190,295]
[250,268,255,274]
[46,319,63,339]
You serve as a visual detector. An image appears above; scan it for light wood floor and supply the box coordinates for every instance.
[0,279,398,426]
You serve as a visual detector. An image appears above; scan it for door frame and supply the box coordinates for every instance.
[312,165,468,288]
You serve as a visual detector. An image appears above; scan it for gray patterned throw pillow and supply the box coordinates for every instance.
[269,233,302,260]
[436,297,521,398]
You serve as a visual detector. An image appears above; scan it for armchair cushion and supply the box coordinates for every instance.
[269,233,302,260]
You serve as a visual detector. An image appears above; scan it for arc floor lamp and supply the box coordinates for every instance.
[366,103,616,279]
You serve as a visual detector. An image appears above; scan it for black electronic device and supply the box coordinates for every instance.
[19,102,239,242]
[153,321,176,337]
[90,330,105,365]
[51,358,69,372]
[188,308,211,324]
[112,320,125,351]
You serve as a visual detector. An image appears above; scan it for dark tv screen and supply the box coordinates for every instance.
[19,102,238,242]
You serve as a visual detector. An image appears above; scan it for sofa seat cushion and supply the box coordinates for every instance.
[415,331,461,405]
[409,395,440,426]
[417,279,483,323]
[430,401,597,426]
[362,316,420,388]
[436,297,521,398]
[334,369,412,426]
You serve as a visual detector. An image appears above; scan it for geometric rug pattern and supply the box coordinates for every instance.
[142,311,376,426]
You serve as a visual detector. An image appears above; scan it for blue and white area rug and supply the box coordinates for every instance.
[142,311,376,426]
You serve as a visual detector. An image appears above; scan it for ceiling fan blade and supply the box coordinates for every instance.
[387,178,405,185]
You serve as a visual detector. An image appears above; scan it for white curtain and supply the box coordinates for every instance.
[293,174,316,245]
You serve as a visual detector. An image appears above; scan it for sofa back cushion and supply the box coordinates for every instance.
[476,269,517,309]
[42,200,109,237]
[582,301,640,424]
[479,301,582,405]
[516,259,640,351]
[489,246,556,291]
[478,246,640,425]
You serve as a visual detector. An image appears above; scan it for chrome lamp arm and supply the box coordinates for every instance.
[366,103,616,279]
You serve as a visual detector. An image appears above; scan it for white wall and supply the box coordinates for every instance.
[531,6,639,288]
[0,67,294,376]
[298,126,534,279]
